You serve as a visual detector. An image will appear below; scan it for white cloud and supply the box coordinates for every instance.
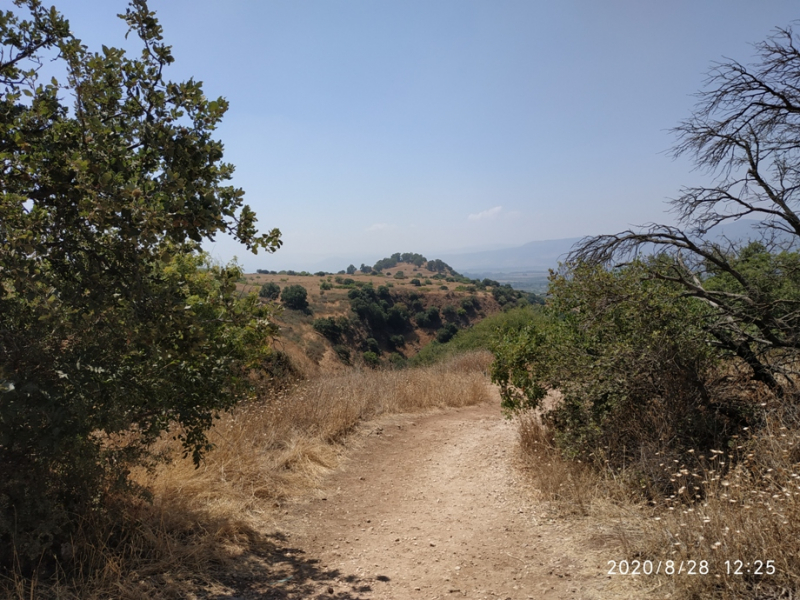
[468,206,502,221]
[366,223,389,231]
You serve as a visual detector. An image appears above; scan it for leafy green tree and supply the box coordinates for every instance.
[346,264,356,275]
[259,281,281,299]
[490,262,743,484]
[410,278,421,286]
[366,337,381,355]
[281,284,309,311]
[386,305,410,331]
[573,27,800,393]
[313,317,342,342]
[0,0,280,566]
[436,323,459,343]
[363,351,380,368]
[441,305,458,321]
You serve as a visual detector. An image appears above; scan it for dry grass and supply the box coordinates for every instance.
[3,351,493,599]
[517,397,800,599]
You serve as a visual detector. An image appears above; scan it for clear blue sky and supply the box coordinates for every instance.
[51,1,800,271]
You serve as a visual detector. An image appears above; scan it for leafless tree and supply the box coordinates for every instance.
[571,26,800,394]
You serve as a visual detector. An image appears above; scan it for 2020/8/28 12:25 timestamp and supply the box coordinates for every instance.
[607,559,777,576]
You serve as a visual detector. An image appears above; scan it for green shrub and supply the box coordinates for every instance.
[386,305,410,331]
[490,262,742,487]
[281,284,309,311]
[366,337,381,355]
[333,345,351,364]
[441,305,458,322]
[415,306,440,328]
[259,281,281,299]
[436,323,459,343]
[410,278,421,286]
[411,305,539,366]
[389,334,406,348]
[363,351,380,368]
[388,352,407,368]
[313,317,342,342]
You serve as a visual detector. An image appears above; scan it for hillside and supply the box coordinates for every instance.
[241,260,537,374]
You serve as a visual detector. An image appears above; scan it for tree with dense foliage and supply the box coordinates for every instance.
[259,281,281,299]
[490,262,739,487]
[281,284,309,311]
[362,351,380,368]
[346,264,356,275]
[312,317,342,342]
[436,323,459,343]
[573,27,800,393]
[490,25,800,493]
[0,0,280,566]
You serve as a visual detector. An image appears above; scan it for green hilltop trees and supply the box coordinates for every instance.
[0,0,280,566]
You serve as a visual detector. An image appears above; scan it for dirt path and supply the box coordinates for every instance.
[240,395,637,599]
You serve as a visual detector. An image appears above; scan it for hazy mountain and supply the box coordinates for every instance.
[439,237,584,274]
[442,219,790,275]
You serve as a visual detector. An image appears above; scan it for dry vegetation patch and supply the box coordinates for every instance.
[516,399,800,599]
[4,352,492,599]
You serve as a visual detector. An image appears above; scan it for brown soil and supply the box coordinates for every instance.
[225,390,639,600]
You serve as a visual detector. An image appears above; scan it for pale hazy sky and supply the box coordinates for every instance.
[50,1,800,271]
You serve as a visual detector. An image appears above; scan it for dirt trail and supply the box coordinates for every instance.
[247,393,637,599]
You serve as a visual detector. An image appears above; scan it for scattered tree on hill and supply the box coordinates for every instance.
[441,305,458,322]
[427,258,458,275]
[313,317,342,342]
[415,306,441,328]
[346,264,356,275]
[0,0,281,567]
[259,281,281,299]
[436,323,459,343]
[362,351,380,368]
[281,284,309,311]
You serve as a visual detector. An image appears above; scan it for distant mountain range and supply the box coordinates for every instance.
[438,237,584,274]
[441,219,795,275]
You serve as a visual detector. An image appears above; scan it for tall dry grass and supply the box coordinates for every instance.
[517,395,800,599]
[3,351,493,599]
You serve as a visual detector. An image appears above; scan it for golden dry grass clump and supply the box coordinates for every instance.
[5,351,492,599]
[517,392,800,599]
